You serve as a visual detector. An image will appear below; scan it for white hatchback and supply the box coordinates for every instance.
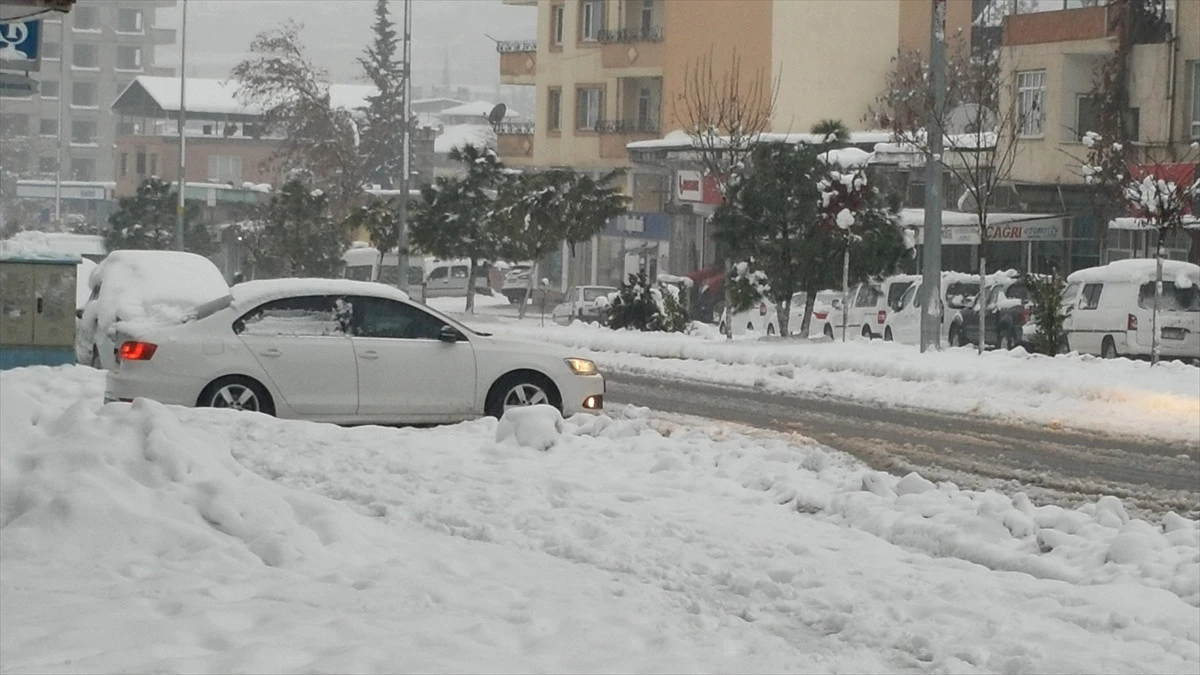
[104,278,606,423]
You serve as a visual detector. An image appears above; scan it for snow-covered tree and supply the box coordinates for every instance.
[105,177,211,255]
[497,169,628,318]
[357,0,409,190]
[410,145,507,314]
[240,173,348,278]
[603,271,689,333]
[231,21,365,219]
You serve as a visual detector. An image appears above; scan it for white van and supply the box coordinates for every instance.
[1063,259,1200,360]
[340,245,490,298]
[810,275,920,340]
[883,273,984,346]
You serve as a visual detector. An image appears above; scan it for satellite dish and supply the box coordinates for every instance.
[947,103,997,135]
[486,103,507,128]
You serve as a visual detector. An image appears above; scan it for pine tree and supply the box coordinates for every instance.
[240,173,349,278]
[358,0,408,190]
[105,177,212,255]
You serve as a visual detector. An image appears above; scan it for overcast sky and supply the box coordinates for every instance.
[155,0,536,91]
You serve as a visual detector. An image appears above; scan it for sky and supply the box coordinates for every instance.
[154,0,537,93]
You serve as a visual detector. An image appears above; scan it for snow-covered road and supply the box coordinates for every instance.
[2,366,1198,673]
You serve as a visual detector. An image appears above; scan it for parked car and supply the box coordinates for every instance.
[551,285,618,325]
[949,274,1032,350]
[883,274,982,346]
[77,250,230,370]
[104,278,606,423]
[340,246,490,298]
[718,298,780,336]
[498,262,534,304]
[1062,259,1200,360]
[784,290,841,337]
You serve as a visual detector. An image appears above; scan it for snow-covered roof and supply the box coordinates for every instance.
[439,101,500,118]
[626,129,892,152]
[1067,258,1200,285]
[898,209,1059,228]
[434,124,496,154]
[0,231,105,260]
[116,76,380,118]
[1108,215,1200,231]
[230,278,410,309]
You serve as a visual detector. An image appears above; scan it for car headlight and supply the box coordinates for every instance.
[564,358,598,376]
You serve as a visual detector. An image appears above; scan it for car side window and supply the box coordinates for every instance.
[451,265,469,279]
[352,296,449,340]
[1080,283,1103,310]
[900,285,917,310]
[236,295,350,337]
[428,266,448,281]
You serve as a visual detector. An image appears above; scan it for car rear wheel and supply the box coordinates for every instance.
[948,326,963,347]
[90,346,101,369]
[823,324,834,339]
[766,324,776,336]
[486,372,561,418]
[199,376,274,415]
[884,327,893,341]
[999,331,1015,351]
[861,325,873,340]
[1101,336,1119,359]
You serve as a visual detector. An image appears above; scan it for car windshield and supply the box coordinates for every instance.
[583,287,616,302]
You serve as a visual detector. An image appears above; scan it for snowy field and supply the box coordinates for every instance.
[2,365,1199,673]
[431,300,1200,446]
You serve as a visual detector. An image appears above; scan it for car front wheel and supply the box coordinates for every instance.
[199,376,274,415]
[948,326,963,347]
[486,372,561,418]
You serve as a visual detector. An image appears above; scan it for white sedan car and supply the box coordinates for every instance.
[104,278,606,423]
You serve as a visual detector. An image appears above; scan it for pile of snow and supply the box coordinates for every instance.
[434,124,496,154]
[1,365,1198,673]
[0,231,84,263]
[484,321,1200,443]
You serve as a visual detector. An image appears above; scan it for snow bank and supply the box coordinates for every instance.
[485,321,1200,443]
[2,366,1198,673]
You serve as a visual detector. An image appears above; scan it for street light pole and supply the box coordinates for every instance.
[919,0,946,352]
[174,0,188,251]
[395,0,412,295]
[54,16,64,225]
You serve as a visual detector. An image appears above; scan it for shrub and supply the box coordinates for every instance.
[604,271,690,332]
[1025,270,1069,356]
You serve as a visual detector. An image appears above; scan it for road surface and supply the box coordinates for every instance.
[605,371,1200,518]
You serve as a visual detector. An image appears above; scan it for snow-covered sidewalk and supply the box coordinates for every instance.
[461,316,1200,445]
[2,366,1198,673]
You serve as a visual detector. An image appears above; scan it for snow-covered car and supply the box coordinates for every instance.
[718,299,779,337]
[104,278,606,423]
[883,275,982,345]
[498,262,535,304]
[551,285,618,325]
[949,275,1033,350]
[77,250,230,369]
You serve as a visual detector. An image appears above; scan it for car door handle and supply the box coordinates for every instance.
[260,348,281,358]
[359,350,379,360]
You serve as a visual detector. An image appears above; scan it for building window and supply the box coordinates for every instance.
[576,86,603,130]
[208,155,243,183]
[117,8,144,33]
[71,120,96,144]
[42,41,60,60]
[136,150,146,175]
[580,0,604,42]
[39,118,58,136]
[1075,94,1098,141]
[1190,61,1200,139]
[117,118,137,135]
[71,81,97,107]
[120,152,128,177]
[72,43,99,69]
[1017,70,1045,137]
[71,158,96,181]
[40,80,59,98]
[38,156,57,173]
[117,46,142,70]
[72,5,99,30]
[551,4,565,46]
[150,154,158,176]
[641,0,655,33]
[547,88,561,131]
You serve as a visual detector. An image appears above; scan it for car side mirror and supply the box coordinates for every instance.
[438,325,460,343]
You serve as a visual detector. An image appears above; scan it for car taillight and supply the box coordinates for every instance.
[814,311,828,320]
[877,310,887,324]
[759,302,767,317]
[1021,307,1032,325]
[1127,314,1138,331]
[119,341,157,361]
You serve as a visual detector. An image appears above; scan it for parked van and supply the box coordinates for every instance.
[811,275,920,340]
[1062,259,1200,360]
[883,272,985,346]
[340,245,491,298]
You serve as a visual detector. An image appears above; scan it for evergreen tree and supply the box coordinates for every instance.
[1025,270,1069,356]
[410,145,507,313]
[105,177,212,255]
[240,174,349,278]
[358,0,408,190]
[497,168,628,317]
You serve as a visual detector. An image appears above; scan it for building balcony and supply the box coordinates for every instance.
[597,119,660,159]
[601,37,663,71]
[497,40,536,85]
[597,27,663,44]
[1002,3,1171,48]
[496,127,533,159]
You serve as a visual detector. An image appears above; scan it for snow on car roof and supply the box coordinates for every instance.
[1067,259,1200,284]
[230,278,411,309]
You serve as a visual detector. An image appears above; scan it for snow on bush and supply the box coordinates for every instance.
[495,405,563,451]
[603,271,689,333]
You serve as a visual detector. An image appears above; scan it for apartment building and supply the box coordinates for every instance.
[0,0,176,185]
[495,0,977,287]
[998,0,1199,267]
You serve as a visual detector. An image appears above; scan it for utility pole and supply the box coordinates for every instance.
[174,0,188,251]
[54,17,64,226]
[395,0,412,294]
[920,0,946,352]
